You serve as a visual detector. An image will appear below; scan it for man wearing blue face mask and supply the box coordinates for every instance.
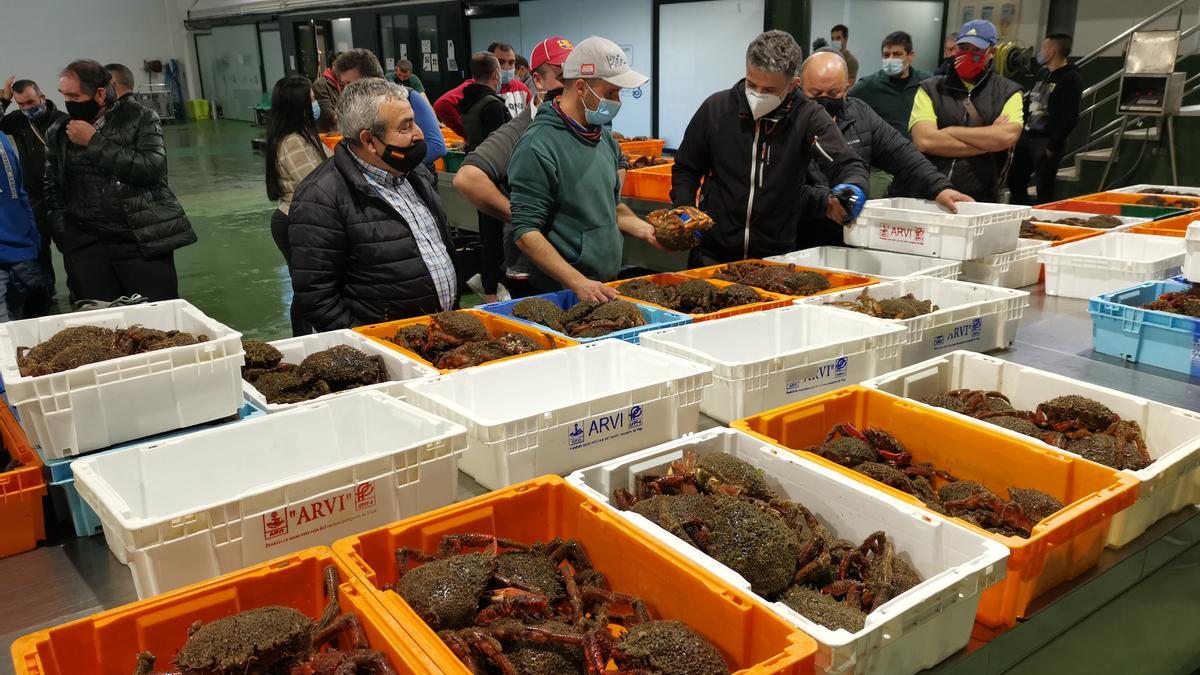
[0,76,69,316]
[509,36,659,301]
[1007,33,1081,205]
[849,32,930,140]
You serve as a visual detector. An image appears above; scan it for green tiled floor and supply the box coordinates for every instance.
[43,119,478,341]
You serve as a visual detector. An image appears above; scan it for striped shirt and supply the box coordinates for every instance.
[351,155,456,311]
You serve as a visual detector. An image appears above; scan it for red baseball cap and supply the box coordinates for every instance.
[530,36,574,71]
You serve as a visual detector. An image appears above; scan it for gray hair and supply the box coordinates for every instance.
[336,77,410,141]
[747,30,804,79]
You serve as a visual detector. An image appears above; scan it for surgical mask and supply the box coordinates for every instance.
[65,97,101,122]
[954,49,988,81]
[832,40,843,51]
[1035,50,1049,66]
[500,68,515,86]
[22,104,47,121]
[881,58,905,77]
[814,95,844,120]
[374,135,427,174]
[745,89,784,120]
[582,81,621,126]
[311,100,321,120]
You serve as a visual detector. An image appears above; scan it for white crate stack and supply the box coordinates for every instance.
[959,239,1050,289]
[0,300,245,459]
[847,198,1028,260]
[637,305,906,423]
[567,428,1010,675]
[72,391,467,598]
[402,340,712,491]
[766,246,962,280]
[242,329,439,412]
[798,277,1029,366]
[863,351,1200,548]
[1186,223,1200,282]
[1038,232,1186,299]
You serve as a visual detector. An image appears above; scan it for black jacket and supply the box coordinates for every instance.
[288,143,459,330]
[671,80,869,264]
[44,98,195,258]
[458,83,510,151]
[1023,63,1083,154]
[0,100,68,214]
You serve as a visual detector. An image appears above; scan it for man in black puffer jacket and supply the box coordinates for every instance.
[45,60,195,302]
[289,78,458,330]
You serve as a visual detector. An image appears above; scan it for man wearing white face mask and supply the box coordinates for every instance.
[672,30,868,266]
[509,36,659,301]
[849,32,930,139]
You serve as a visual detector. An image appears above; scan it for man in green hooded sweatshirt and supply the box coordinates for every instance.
[508,35,659,302]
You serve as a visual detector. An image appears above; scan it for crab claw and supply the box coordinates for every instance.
[826,423,868,443]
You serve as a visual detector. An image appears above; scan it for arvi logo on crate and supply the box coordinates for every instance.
[253,478,382,553]
[568,405,644,450]
[934,317,984,350]
[786,357,849,396]
[879,222,926,245]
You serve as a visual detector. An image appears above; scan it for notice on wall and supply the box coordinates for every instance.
[447,56,457,71]
[422,53,431,70]
[400,44,408,60]
[447,39,455,55]
[431,54,439,71]
[421,39,431,53]
[385,57,395,71]
[289,55,296,70]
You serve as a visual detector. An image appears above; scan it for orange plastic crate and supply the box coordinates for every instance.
[679,260,879,298]
[318,133,342,151]
[0,403,45,558]
[607,273,793,322]
[1127,212,1200,237]
[618,138,666,158]
[333,476,817,674]
[623,163,673,202]
[1033,199,1187,220]
[1073,191,1200,210]
[1022,222,1105,247]
[11,547,436,675]
[732,386,1139,629]
[353,309,577,373]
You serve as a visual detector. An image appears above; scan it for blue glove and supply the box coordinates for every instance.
[832,183,866,224]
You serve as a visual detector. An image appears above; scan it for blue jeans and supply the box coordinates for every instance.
[0,259,51,322]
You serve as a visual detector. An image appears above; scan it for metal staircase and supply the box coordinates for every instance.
[1057,0,1200,188]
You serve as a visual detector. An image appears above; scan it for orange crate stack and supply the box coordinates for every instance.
[0,402,45,558]
[333,476,818,674]
[1023,222,1106,246]
[607,272,793,322]
[618,138,666,158]
[1127,212,1199,237]
[11,547,437,674]
[679,260,879,298]
[1072,191,1200,210]
[624,163,674,202]
[353,308,577,373]
[732,386,1139,629]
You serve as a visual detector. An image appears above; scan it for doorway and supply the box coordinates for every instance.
[294,19,334,80]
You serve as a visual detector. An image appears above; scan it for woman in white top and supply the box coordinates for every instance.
[265,75,332,335]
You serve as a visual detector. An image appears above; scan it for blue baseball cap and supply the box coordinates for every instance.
[957,20,998,49]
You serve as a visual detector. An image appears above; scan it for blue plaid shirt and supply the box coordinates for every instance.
[351,155,457,311]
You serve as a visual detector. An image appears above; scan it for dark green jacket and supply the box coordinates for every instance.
[509,102,623,287]
[45,98,195,258]
[849,67,931,139]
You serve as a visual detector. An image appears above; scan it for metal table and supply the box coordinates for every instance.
[3,290,1199,674]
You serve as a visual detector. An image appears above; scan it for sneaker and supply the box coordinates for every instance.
[466,273,485,297]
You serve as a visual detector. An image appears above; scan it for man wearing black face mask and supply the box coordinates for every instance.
[45,60,195,303]
[0,77,69,315]
[288,78,458,329]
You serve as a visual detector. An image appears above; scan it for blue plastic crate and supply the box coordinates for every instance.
[476,290,692,344]
[1089,279,1200,376]
[39,400,266,537]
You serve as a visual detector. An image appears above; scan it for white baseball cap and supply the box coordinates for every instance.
[562,36,648,88]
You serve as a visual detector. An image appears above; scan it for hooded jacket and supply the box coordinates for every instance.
[312,68,341,133]
[670,80,869,264]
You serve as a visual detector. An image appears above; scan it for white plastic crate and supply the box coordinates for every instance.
[567,428,1009,675]
[638,305,905,423]
[1186,223,1200,282]
[1038,232,1186,299]
[1028,208,1147,231]
[798,277,1029,366]
[0,300,245,459]
[765,246,961,280]
[862,350,1200,548]
[847,198,1028,260]
[959,239,1050,288]
[72,391,467,598]
[242,329,438,412]
[1110,184,1200,196]
[402,340,711,490]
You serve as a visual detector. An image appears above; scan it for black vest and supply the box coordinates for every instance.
[462,89,506,151]
[918,70,1022,201]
